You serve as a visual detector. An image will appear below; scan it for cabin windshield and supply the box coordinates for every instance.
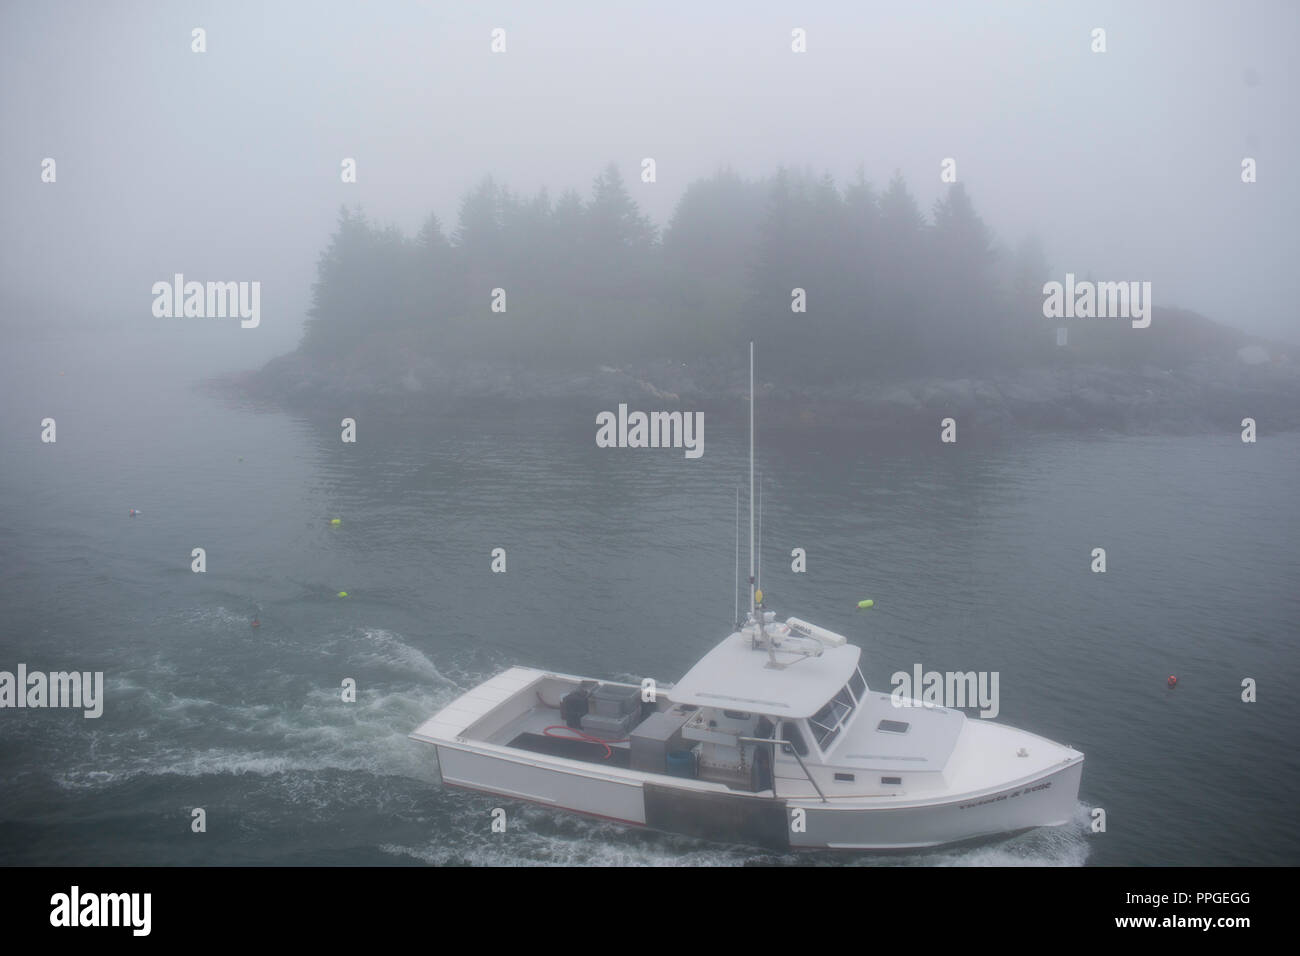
[849,666,867,703]
[808,680,858,752]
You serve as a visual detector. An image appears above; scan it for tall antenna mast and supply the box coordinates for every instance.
[734,486,740,628]
[749,342,755,622]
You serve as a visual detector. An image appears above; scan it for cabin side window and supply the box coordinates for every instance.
[780,721,808,757]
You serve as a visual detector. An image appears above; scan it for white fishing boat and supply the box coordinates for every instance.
[411,345,1084,850]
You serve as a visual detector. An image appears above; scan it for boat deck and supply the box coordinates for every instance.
[488,699,637,767]
[507,731,633,768]
[411,667,544,743]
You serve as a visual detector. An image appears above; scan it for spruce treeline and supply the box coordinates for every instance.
[301,162,1064,380]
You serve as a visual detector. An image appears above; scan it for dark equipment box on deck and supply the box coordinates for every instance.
[589,683,641,719]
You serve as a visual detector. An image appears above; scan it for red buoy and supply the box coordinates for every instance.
[251,618,260,629]
[1167,675,1177,688]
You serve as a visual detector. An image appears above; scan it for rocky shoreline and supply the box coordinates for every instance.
[219,348,1300,439]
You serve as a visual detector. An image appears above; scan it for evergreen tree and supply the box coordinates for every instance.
[302,205,377,354]
[928,182,1000,367]
[663,167,766,350]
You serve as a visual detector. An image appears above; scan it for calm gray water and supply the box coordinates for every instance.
[2,332,1297,866]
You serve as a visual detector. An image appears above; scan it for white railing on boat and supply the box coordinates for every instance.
[739,735,828,803]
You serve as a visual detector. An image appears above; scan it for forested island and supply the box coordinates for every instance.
[241,164,1298,436]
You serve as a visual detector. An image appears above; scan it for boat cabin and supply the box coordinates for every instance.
[661,617,868,793]
[436,613,941,801]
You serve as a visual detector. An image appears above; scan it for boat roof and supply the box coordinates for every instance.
[669,628,862,719]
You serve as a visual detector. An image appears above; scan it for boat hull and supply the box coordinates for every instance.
[430,742,1083,851]
[790,757,1083,849]
[436,744,648,827]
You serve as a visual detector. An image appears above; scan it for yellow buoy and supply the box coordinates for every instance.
[755,588,764,604]
[337,591,348,598]
[857,599,874,609]
[330,518,341,525]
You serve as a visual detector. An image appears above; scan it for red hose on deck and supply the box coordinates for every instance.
[542,725,628,760]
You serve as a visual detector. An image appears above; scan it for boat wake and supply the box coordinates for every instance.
[47,623,467,794]
[379,798,1094,868]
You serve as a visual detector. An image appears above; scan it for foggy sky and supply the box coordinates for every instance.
[2,0,1297,370]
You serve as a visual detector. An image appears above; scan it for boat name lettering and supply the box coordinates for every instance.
[957,780,1051,810]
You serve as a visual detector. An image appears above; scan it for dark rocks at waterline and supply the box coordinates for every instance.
[218,349,1300,440]
[776,359,1300,438]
